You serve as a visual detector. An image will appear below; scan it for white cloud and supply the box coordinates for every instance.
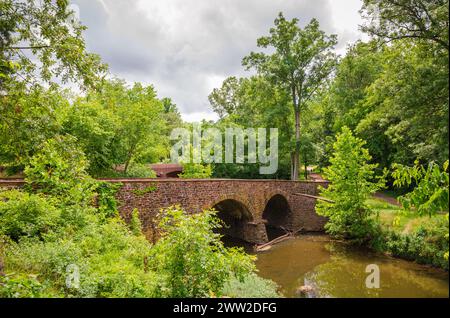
[74,0,365,120]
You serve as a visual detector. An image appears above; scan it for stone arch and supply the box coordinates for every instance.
[262,193,293,240]
[165,170,180,178]
[211,198,266,244]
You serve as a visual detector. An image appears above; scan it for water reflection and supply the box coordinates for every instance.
[254,235,449,298]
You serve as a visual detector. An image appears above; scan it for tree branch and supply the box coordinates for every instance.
[4,45,50,50]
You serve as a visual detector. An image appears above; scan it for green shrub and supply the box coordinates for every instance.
[179,163,212,179]
[95,181,122,218]
[392,160,449,216]
[1,140,267,298]
[0,190,60,241]
[0,274,54,298]
[125,163,156,178]
[129,208,143,236]
[388,160,449,268]
[24,135,96,204]
[3,217,158,297]
[148,206,256,297]
[221,273,280,298]
[370,216,449,270]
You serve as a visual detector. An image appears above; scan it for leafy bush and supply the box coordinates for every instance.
[1,139,162,297]
[125,163,157,178]
[316,127,386,241]
[1,137,270,298]
[0,190,60,241]
[221,273,280,298]
[0,274,52,298]
[370,216,449,270]
[3,216,158,297]
[388,160,449,267]
[129,208,143,236]
[95,181,122,218]
[179,163,212,179]
[148,206,256,297]
[24,135,96,203]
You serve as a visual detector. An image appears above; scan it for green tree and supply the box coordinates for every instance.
[62,97,120,175]
[67,80,168,175]
[357,41,448,165]
[361,0,449,52]
[1,0,107,91]
[328,41,384,131]
[316,127,386,241]
[0,86,70,172]
[208,77,242,119]
[242,12,337,180]
[117,83,165,173]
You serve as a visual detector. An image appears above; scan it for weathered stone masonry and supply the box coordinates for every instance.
[108,179,328,244]
[0,178,328,244]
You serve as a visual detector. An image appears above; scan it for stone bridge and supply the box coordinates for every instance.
[109,179,328,244]
[0,178,328,244]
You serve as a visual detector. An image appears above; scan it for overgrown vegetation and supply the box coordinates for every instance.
[0,136,278,297]
[371,159,449,268]
[148,206,258,297]
[317,132,449,270]
[0,0,448,297]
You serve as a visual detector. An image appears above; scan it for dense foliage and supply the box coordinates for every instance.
[0,142,274,297]
[0,0,448,296]
[208,2,448,180]
[392,160,449,216]
[179,163,213,179]
[316,127,386,241]
[372,217,449,270]
[148,206,257,297]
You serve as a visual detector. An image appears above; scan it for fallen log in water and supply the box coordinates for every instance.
[255,227,304,252]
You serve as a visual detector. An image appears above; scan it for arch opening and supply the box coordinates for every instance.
[165,170,181,178]
[262,194,292,241]
[212,199,256,245]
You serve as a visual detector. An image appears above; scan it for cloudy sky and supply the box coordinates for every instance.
[72,0,367,122]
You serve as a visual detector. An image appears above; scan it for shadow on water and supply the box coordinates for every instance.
[265,226,287,241]
[224,233,449,298]
[221,235,254,253]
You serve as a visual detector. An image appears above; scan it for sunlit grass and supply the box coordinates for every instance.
[367,196,447,234]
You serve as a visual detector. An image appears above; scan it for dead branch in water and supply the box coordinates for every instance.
[255,227,304,252]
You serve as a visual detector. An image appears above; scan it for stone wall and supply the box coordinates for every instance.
[107,179,328,243]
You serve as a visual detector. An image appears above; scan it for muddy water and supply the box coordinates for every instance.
[253,235,449,298]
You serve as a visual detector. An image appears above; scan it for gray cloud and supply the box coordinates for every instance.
[73,0,364,121]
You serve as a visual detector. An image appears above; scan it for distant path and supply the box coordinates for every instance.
[308,173,326,182]
[373,192,401,206]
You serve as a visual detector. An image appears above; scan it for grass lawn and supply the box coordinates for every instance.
[367,195,447,234]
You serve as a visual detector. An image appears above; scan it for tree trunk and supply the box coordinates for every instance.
[291,85,300,181]
[123,143,137,174]
[304,156,308,180]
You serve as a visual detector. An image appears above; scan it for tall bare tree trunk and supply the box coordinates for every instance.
[291,85,300,181]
